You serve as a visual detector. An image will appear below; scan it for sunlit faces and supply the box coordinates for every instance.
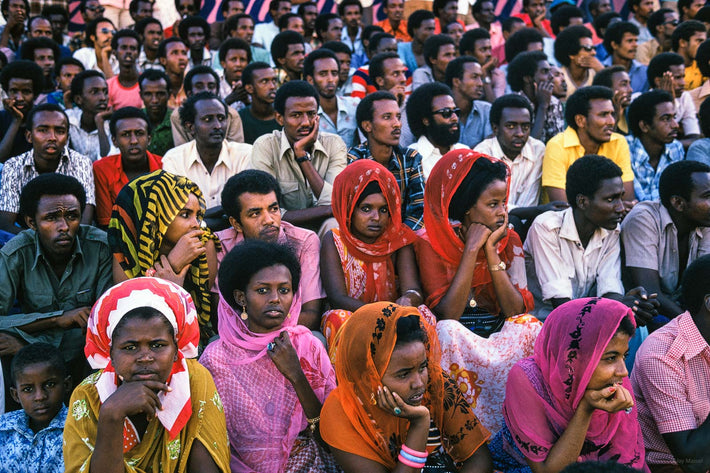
[285,15,305,36]
[350,192,389,243]
[33,48,55,77]
[189,98,227,146]
[492,107,532,160]
[684,31,707,59]
[425,94,460,147]
[133,0,154,21]
[271,0,292,22]
[10,361,69,433]
[140,78,169,117]
[279,43,306,74]
[26,110,69,161]
[112,117,151,165]
[342,4,361,30]
[578,177,625,230]
[246,67,277,104]
[221,47,249,82]
[142,22,163,52]
[334,51,352,85]
[322,17,343,42]
[640,100,678,144]
[161,40,189,75]
[223,0,244,17]
[664,64,687,98]
[189,72,219,95]
[383,0,404,22]
[461,179,507,232]
[431,43,457,76]
[375,57,407,92]
[29,17,53,38]
[473,0,496,26]
[235,264,294,334]
[524,0,546,20]
[4,0,26,21]
[576,98,615,145]
[115,36,139,69]
[26,194,82,257]
[413,19,436,44]
[276,96,318,144]
[163,193,203,248]
[92,20,115,48]
[550,65,568,98]
[58,63,83,92]
[301,4,317,31]
[82,0,104,21]
[234,17,255,43]
[75,75,109,115]
[308,57,340,99]
[232,191,282,242]
[586,330,630,391]
[571,37,596,68]
[682,0,706,20]
[631,0,654,20]
[444,22,464,48]
[375,37,398,54]
[381,341,428,406]
[186,25,206,50]
[532,59,553,85]
[176,0,198,17]
[438,0,458,24]
[680,172,710,227]
[612,32,638,61]
[453,61,485,101]
[361,98,401,146]
[610,70,632,108]
[471,38,492,66]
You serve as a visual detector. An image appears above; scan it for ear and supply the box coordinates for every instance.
[244,83,254,95]
[63,375,72,393]
[24,128,32,145]
[228,216,243,233]
[679,38,688,51]
[654,77,662,89]
[234,289,246,307]
[422,117,430,127]
[670,194,686,213]
[362,119,373,134]
[638,118,651,134]
[159,57,167,67]
[306,75,314,86]
[705,294,710,312]
[25,215,37,231]
[9,386,18,404]
[522,75,534,87]
[111,133,118,147]
[452,76,461,90]
[576,193,588,210]
[574,114,586,130]
[491,123,499,135]
[185,121,194,135]
[375,76,385,89]
[275,111,284,127]
[276,56,286,68]
[73,93,84,108]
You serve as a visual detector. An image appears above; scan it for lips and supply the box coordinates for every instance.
[367,225,382,232]
[264,308,284,318]
[408,391,425,404]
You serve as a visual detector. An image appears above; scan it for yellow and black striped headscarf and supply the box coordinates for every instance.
[108,170,219,342]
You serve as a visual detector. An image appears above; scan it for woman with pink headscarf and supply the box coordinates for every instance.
[200,239,339,473]
[490,297,649,473]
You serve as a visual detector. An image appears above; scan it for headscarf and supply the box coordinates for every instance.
[108,170,219,339]
[85,277,200,450]
[323,302,489,468]
[503,298,647,470]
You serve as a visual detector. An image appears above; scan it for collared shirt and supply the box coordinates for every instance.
[601,57,649,93]
[144,107,174,157]
[375,19,411,42]
[92,151,163,227]
[676,90,701,136]
[409,135,468,182]
[66,108,118,162]
[0,405,67,472]
[629,16,653,44]
[169,106,245,146]
[318,96,359,148]
[187,47,214,69]
[162,140,252,209]
[626,135,685,202]
[621,200,710,299]
[253,21,279,50]
[542,127,635,192]
[250,130,347,210]
[685,60,705,91]
[341,27,365,69]
[0,24,26,51]
[688,79,710,114]
[524,207,624,319]
[687,137,710,166]
[631,312,710,466]
[0,226,112,358]
[72,47,119,75]
[474,136,545,209]
[636,38,661,65]
[348,141,425,230]
[0,147,95,213]
[136,49,164,73]
[215,222,325,305]
[459,100,493,149]
[562,66,595,98]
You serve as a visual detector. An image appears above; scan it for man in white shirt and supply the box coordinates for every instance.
[406,82,467,181]
[162,93,251,209]
[253,0,292,51]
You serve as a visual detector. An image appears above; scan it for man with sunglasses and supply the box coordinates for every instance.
[73,17,118,79]
[406,82,467,181]
[554,25,603,98]
[637,9,679,66]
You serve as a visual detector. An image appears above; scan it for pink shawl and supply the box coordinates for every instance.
[503,297,648,470]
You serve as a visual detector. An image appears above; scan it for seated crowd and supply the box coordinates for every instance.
[3,0,710,472]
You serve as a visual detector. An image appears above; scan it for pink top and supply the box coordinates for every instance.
[631,312,710,466]
[107,76,143,109]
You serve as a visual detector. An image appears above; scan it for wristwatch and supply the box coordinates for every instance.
[489,261,507,272]
[295,152,311,164]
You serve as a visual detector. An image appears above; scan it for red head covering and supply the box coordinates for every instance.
[85,277,200,449]
[332,159,416,263]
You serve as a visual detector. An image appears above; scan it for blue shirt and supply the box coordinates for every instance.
[318,96,359,148]
[459,100,493,149]
[626,135,685,201]
[602,57,649,93]
[398,42,418,72]
[687,138,710,166]
[0,405,67,473]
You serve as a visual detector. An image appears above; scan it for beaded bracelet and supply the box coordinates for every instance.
[398,453,425,469]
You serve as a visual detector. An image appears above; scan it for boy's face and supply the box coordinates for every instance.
[10,361,69,432]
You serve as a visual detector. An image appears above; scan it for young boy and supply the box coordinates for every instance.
[0,343,70,472]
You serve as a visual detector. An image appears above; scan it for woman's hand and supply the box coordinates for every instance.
[167,229,206,272]
[268,332,305,384]
[463,222,491,253]
[153,254,191,285]
[581,384,634,415]
[100,380,171,422]
[485,213,509,252]
[377,385,430,423]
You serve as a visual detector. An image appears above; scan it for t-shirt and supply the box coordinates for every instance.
[106,76,142,109]
[238,107,281,145]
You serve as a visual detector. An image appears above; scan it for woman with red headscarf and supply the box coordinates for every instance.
[414,150,542,434]
[320,160,433,349]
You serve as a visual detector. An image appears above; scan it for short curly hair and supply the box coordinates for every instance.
[19,172,87,222]
[504,27,543,63]
[178,15,210,44]
[671,19,706,52]
[273,80,319,115]
[489,94,533,128]
[221,170,282,222]
[506,50,548,92]
[627,89,674,137]
[550,5,584,36]
[565,155,622,208]
[356,90,397,134]
[406,82,454,139]
[179,92,227,127]
[564,86,613,131]
[603,21,640,55]
[659,160,710,209]
[647,52,685,85]
[554,25,592,67]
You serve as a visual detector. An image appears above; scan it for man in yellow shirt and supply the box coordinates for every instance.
[671,19,707,90]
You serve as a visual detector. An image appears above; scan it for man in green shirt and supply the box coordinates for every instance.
[138,68,174,156]
[0,174,112,365]
[239,62,281,144]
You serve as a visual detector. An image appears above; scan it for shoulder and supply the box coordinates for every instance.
[623,201,660,225]
[318,131,346,147]
[530,209,565,232]
[79,225,109,245]
[162,141,193,160]
[0,230,36,257]
[67,148,93,165]
[282,221,318,244]
[252,131,281,148]
[225,141,252,154]
[0,409,26,432]
[93,154,120,171]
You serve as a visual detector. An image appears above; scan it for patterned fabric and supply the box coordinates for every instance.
[347,142,425,230]
[63,359,230,473]
[144,107,174,157]
[320,302,490,469]
[0,147,95,213]
[627,135,685,202]
[0,405,67,473]
[66,107,118,162]
[502,298,647,470]
[284,433,343,472]
[108,170,219,340]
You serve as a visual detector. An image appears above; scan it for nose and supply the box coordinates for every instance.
[613,199,625,213]
[33,387,49,401]
[129,132,138,144]
[56,217,69,232]
[616,359,629,379]
[137,347,155,362]
[411,371,426,391]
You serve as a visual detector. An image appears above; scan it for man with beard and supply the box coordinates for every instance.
[593,66,633,134]
[138,69,174,156]
[271,30,306,87]
[238,62,281,144]
[297,2,317,46]
[72,17,118,79]
[443,56,492,149]
[0,104,95,233]
[19,37,60,94]
[216,170,325,330]
[375,0,410,42]
[106,29,142,109]
[406,82,467,181]
[322,40,355,96]
[0,61,43,163]
[66,70,116,161]
[626,90,684,202]
[305,49,358,147]
[162,93,252,210]
[135,18,163,73]
[602,21,649,93]
[178,15,213,69]
[369,52,408,108]
[348,91,425,230]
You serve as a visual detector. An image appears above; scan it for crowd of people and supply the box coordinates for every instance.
[2,0,710,471]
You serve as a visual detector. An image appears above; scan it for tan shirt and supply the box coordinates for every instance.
[688,80,710,117]
[636,38,661,65]
[249,130,347,210]
[621,200,710,299]
[162,140,252,208]
[524,207,624,319]
[170,106,245,146]
[474,136,545,209]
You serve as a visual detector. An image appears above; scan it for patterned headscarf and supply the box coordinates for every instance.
[85,278,200,450]
[108,170,218,340]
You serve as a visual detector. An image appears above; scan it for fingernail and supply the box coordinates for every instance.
[609,387,616,393]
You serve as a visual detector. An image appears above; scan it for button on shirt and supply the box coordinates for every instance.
[409,135,468,182]
[0,147,96,213]
[341,27,365,70]
[524,207,624,319]
[474,136,545,209]
[621,200,710,299]
[250,130,347,210]
[162,140,252,209]
[627,135,684,202]
[631,312,710,466]
[318,96,359,148]
[0,406,67,473]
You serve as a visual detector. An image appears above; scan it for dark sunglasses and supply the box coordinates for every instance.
[100,28,117,35]
[663,19,680,26]
[432,107,460,119]
[579,45,595,52]
[87,5,105,12]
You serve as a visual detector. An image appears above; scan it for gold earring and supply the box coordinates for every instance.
[240,304,248,321]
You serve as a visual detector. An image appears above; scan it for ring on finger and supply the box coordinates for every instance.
[393,407,402,415]
[267,342,275,351]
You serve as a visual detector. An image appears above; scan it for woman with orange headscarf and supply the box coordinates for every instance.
[320,301,492,472]
[414,150,542,434]
[320,160,432,349]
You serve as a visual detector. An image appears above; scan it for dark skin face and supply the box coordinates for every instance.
[232,191,282,242]
[26,194,82,259]
[381,341,428,406]
[350,192,389,244]
[176,0,198,17]
[76,75,109,116]
[26,110,69,163]
[640,101,678,144]
[6,77,35,117]
[234,17,254,43]
[221,47,249,82]
[132,0,154,22]
[301,4,317,31]
[115,36,139,69]
[492,107,532,161]
[142,22,163,52]
[188,72,218,96]
[578,177,625,231]
[247,67,277,104]
[58,64,82,93]
[188,99,227,148]
[680,172,710,227]
[48,13,66,40]
[586,331,630,390]
[186,25,206,51]
[140,78,169,120]
[161,41,189,75]
[277,96,317,144]
[29,18,53,38]
[473,1,496,26]
[235,264,294,334]
[163,193,202,247]
[342,4,361,31]
[82,0,104,22]
[461,179,508,232]
[10,362,69,433]
[112,117,150,166]
[33,48,55,77]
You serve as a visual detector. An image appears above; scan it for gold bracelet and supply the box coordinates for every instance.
[307,416,320,432]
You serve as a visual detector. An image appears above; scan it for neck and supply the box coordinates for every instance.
[669,207,693,237]
[147,107,167,125]
[167,70,183,92]
[522,83,536,104]
[634,13,647,26]
[639,135,665,164]
[286,68,301,80]
[682,51,693,66]
[368,139,393,165]
[572,207,598,248]
[412,39,424,52]
[569,63,589,83]
[612,54,632,70]
[191,48,203,62]
[577,129,602,155]
[499,140,520,161]
[196,140,222,170]
[144,47,157,60]
[122,153,149,173]
[320,94,337,112]
[118,67,138,83]
[389,18,400,29]
[251,99,275,119]
[79,110,97,132]
[33,151,60,173]
[44,247,72,272]
[347,25,358,38]
[432,67,446,82]
[453,90,473,119]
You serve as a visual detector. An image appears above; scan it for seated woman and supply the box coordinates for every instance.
[63,277,230,473]
[320,301,493,472]
[320,160,429,348]
[108,170,219,343]
[200,240,340,472]
[491,297,647,473]
[414,150,542,434]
